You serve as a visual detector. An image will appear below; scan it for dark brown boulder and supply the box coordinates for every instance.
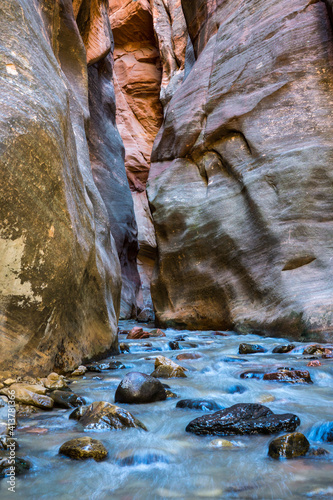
[185,403,300,436]
[114,372,167,404]
[49,390,86,409]
[268,432,309,459]
[272,345,295,354]
[176,399,222,411]
[263,370,312,384]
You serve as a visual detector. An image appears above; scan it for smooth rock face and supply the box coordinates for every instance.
[186,403,300,436]
[78,401,147,430]
[114,372,167,404]
[59,437,108,461]
[0,0,125,375]
[147,0,333,340]
[268,432,310,459]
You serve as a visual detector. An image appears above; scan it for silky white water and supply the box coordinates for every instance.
[1,321,332,500]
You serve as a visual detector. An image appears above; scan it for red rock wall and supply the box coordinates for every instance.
[148,0,333,341]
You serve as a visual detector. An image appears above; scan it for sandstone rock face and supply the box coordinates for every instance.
[109,0,163,320]
[151,0,188,107]
[0,0,131,375]
[148,0,333,340]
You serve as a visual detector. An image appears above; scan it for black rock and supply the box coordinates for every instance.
[176,399,223,411]
[227,385,247,394]
[0,456,31,477]
[169,341,180,350]
[239,344,267,354]
[272,345,295,353]
[50,390,86,409]
[268,432,309,459]
[115,372,167,404]
[185,403,300,436]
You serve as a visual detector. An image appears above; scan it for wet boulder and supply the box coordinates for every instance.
[150,356,187,378]
[268,432,309,459]
[185,403,300,436]
[126,327,150,340]
[40,373,68,390]
[168,341,180,350]
[239,344,267,354]
[0,456,31,477]
[115,372,167,404]
[70,366,87,377]
[272,345,295,354]
[59,437,107,461]
[50,390,86,409]
[78,401,147,431]
[303,344,331,356]
[263,369,312,384]
[176,399,222,411]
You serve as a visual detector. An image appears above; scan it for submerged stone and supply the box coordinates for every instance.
[176,399,222,411]
[59,437,107,461]
[186,403,300,436]
[116,449,170,466]
[268,432,309,459]
[0,456,31,477]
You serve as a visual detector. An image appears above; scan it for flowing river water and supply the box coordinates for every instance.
[1,321,333,499]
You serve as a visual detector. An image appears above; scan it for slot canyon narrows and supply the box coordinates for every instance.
[0,0,332,498]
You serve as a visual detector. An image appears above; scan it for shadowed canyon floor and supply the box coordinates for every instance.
[1,322,332,499]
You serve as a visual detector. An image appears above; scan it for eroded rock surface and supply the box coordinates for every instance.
[147,0,333,340]
[0,0,130,375]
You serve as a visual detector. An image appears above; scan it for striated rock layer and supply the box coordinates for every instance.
[0,0,134,375]
[148,0,333,340]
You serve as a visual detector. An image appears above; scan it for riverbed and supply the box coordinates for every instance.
[1,321,333,499]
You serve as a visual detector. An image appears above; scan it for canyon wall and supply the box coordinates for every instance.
[0,0,135,375]
[148,0,333,341]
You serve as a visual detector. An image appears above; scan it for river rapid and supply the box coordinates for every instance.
[1,321,333,500]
